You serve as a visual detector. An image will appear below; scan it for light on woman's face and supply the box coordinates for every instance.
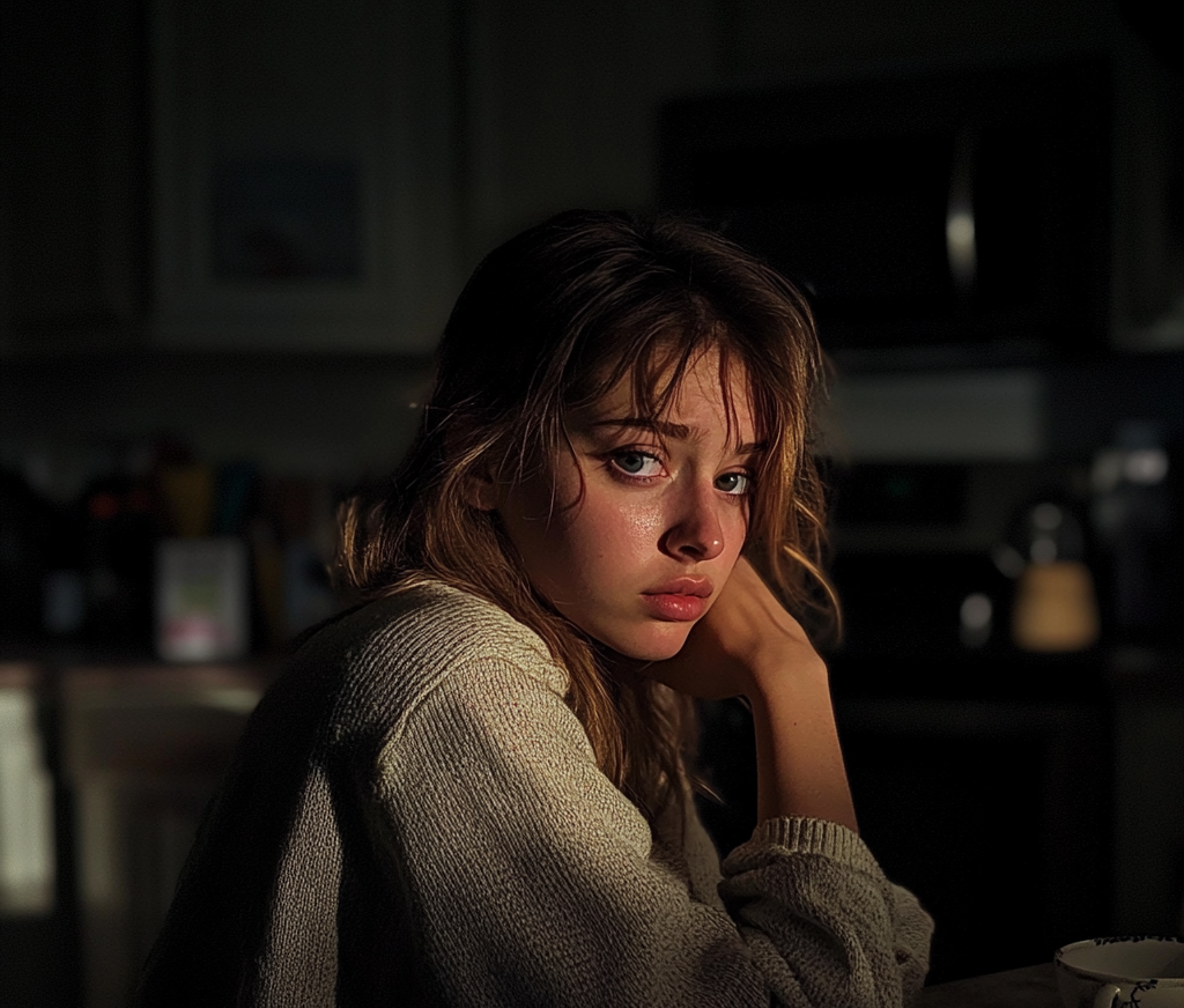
[496,350,759,661]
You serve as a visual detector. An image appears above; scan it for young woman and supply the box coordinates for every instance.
[135,210,933,1007]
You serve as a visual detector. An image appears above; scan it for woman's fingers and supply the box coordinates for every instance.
[642,558,818,700]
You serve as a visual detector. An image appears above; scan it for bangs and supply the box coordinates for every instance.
[563,318,787,469]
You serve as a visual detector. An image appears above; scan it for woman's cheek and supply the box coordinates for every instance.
[618,498,669,542]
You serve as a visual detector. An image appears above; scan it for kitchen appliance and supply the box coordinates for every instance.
[658,58,1111,367]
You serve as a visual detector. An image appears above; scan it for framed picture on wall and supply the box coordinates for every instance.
[150,0,458,352]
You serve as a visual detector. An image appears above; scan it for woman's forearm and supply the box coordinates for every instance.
[748,660,859,833]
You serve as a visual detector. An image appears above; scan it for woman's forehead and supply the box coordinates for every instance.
[574,348,759,444]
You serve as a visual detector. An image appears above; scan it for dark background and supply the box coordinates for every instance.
[1,0,1182,1003]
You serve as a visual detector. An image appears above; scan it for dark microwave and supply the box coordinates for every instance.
[658,59,1111,367]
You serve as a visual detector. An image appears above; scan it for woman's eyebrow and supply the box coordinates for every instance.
[589,417,690,439]
[588,417,766,456]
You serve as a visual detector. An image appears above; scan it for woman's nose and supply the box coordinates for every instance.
[660,489,725,562]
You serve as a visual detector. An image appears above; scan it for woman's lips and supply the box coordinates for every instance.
[641,577,713,622]
[642,593,706,621]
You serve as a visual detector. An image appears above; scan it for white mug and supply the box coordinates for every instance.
[1056,937,1184,1008]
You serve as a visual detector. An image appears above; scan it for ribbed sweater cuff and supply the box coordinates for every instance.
[753,816,869,865]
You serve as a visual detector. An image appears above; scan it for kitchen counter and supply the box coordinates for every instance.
[918,962,1060,1007]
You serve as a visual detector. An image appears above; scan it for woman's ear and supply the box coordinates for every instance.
[462,466,500,512]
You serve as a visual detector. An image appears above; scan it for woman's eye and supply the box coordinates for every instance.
[715,472,751,495]
[610,451,663,478]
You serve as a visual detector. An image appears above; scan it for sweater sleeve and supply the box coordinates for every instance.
[366,651,933,1008]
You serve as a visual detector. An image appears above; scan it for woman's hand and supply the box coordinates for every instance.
[642,557,825,702]
[646,557,858,832]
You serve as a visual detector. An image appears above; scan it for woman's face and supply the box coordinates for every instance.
[495,349,759,661]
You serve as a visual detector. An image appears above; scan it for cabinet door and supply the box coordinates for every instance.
[1,0,145,354]
[1113,698,1184,934]
[64,666,267,1008]
[150,0,457,352]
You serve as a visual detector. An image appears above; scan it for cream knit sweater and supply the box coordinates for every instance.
[135,582,933,1007]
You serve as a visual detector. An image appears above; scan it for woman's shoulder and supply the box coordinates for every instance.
[281,580,567,731]
[319,580,551,660]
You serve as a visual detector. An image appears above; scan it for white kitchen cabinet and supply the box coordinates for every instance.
[0,663,55,916]
[149,0,459,352]
[63,664,268,1008]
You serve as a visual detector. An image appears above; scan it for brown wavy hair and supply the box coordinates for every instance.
[336,209,834,822]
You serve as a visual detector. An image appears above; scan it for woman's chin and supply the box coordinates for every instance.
[606,625,694,663]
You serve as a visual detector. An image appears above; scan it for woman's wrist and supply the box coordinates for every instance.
[740,637,829,708]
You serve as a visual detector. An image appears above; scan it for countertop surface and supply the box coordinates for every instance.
[918,962,1059,1008]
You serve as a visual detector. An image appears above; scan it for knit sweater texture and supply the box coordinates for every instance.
[134,581,933,1007]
